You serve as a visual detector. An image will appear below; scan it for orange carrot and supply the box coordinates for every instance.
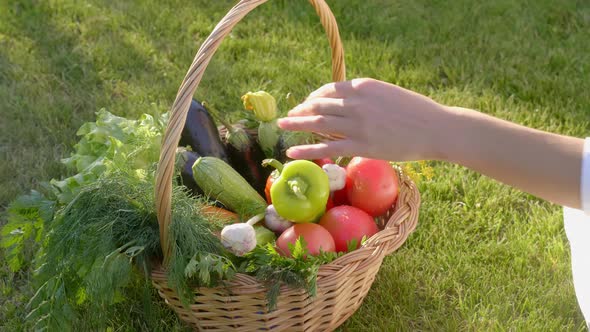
[200,205,240,224]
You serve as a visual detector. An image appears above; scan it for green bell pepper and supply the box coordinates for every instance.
[264,159,330,223]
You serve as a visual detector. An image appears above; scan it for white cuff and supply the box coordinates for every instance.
[582,138,590,214]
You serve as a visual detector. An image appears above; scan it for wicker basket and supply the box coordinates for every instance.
[152,1,421,331]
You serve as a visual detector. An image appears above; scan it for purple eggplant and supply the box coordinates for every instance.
[203,103,271,196]
[225,130,272,196]
[179,100,229,162]
[178,149,203,196]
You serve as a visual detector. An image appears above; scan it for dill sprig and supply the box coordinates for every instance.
[398,161,435,185]
[165,187,226,305]
[26,169,160,330]
[25,166,222,330]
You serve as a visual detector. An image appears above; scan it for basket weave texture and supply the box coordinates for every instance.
[152,1,420,331]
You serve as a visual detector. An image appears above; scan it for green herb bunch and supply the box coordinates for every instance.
[241,239,343,310]
[23,166,223,330]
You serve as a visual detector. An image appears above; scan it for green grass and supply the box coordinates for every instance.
[1,0,589,330]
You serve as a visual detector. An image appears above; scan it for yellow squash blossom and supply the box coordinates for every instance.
[241,91,277,122]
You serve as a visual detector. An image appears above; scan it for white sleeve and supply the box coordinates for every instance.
[561,138,590,327]
[582,137,590,214]
[564,207,590,326]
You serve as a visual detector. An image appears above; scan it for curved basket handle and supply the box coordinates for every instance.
[155,0,346,264]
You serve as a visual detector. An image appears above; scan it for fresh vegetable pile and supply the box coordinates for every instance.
[1,90,403,330]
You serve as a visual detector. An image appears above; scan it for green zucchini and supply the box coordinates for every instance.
[192,156,267,218]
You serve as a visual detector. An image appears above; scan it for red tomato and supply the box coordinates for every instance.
[313,158,333,167]
[319,205,378,253]
[276,223,335,257]
[332,187,349,206]
[346,157,399,217]
[264,170,279,204]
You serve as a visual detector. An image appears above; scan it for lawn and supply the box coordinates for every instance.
[1,0,589,330]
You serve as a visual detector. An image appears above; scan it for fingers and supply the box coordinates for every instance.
[278,80,363,160]
[306,81,355,100]
[286,139,358,160]
[287,98,346,117]
[277,115,351,136]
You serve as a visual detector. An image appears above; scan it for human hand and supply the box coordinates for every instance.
[277,78,452,161]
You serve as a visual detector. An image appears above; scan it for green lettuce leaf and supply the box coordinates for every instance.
[50,109,168,203]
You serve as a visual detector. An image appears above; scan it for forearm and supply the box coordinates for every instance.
[278,78,584,208]
[439,106,584,209]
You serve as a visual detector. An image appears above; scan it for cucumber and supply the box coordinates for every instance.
[192,156,267,218]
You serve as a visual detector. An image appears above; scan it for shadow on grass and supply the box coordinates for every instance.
[0,2,184,330]
[0,1,104,209]
[0,0,176,209]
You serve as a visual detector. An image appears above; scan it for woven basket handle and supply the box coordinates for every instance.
[155,0,346,264]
